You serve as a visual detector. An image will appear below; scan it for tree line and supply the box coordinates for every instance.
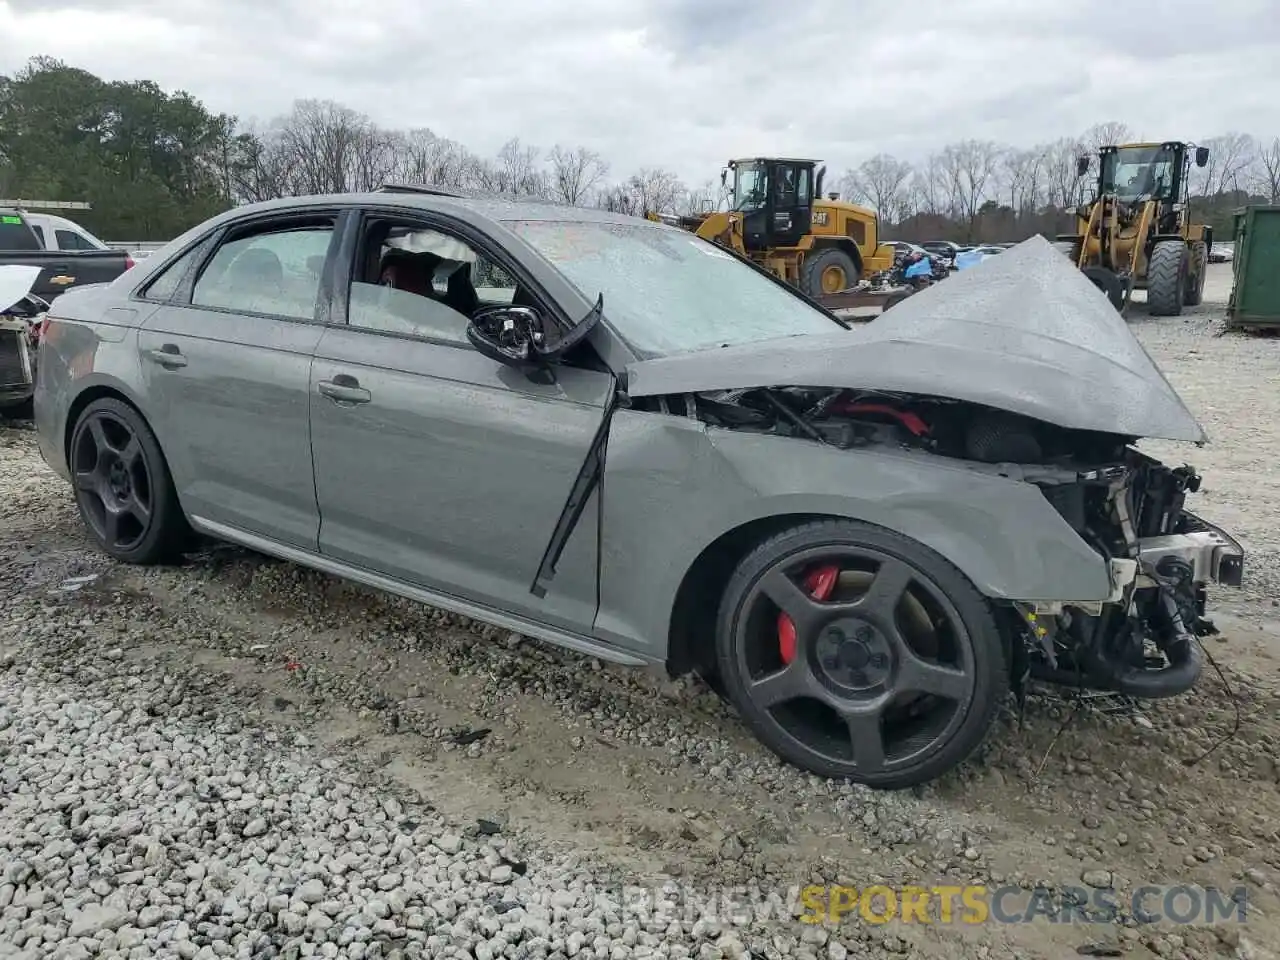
[2,57,1276,244]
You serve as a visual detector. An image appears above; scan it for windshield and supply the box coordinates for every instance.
[732,162,767,212]
[1100,145,1176,201]
[505,219,840,357]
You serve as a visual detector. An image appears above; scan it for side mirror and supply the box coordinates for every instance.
[1195,146,1210,168]
[1076,155,1091,177]
[466,305,544,367]
[720,168,729,187]
[466,295,604,368]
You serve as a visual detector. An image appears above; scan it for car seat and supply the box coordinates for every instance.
[442,261,480,316]
[380,250,442,297]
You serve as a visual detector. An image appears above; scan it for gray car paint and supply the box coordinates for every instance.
[35,192,1140,669]
[308,323,609,633]
[590,411,1112,657]
[625,236,1208,444]
[137,303,325,549]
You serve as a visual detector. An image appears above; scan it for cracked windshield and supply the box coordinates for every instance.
[507,219,838,356]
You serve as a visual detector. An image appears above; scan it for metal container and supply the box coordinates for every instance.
[1227,205,1280,329]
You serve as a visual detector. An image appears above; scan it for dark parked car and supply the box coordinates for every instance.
[34,194,1243,788]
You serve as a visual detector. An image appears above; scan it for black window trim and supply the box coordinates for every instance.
[133,233,218,304]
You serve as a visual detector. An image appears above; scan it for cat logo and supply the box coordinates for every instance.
[812,211,829,227]
[49,274,76,286]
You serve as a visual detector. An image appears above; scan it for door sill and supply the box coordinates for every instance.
[187,516,651,667]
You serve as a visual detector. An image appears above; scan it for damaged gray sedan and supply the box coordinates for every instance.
[33,191,1244,789]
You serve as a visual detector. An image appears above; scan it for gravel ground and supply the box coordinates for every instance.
[2,263,1278,960]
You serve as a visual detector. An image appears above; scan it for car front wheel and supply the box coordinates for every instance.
[715,519,1008,788]
[68,397,189,564]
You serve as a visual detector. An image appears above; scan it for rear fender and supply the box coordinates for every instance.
[34,318,146,479]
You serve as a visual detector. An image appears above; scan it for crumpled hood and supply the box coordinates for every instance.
[624,235,1207,443]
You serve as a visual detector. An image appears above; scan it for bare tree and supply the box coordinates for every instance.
[680,179,721,216]
[1044,136,1087,209]
[904,154,947,218]
[628,167,684,215]
[1191,132,1257,196]
[1001,148,1046,217]
[938,140,1003,235]
[597,183,639,216]
[473,137,548,198]
[841,154,913,222]
[386,128,480,190]
[547,144,608,206]
[1080,121,1133,154]
[1257,136,1280,203]
[269,99,385,195]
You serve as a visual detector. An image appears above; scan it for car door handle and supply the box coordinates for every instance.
[318,376,371,405]
[143,345,187,368]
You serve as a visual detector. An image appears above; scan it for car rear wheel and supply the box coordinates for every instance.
[69,397,189,564]
[715,519,1007,788]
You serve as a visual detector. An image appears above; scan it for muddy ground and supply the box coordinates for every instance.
[1,263,1277,960]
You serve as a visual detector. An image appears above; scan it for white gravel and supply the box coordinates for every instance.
[2,263,1279,960]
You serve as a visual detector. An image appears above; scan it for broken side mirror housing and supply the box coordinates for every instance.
[466,295,603,369]
[1076,155,1091,177]
[466,305,544,367]
[1196,146,1210,168]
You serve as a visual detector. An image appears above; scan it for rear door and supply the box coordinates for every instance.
[135,210,340,549]
[307,208,609,630]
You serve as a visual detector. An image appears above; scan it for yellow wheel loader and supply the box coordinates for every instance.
[1056,141,1212,316]
[649,158,893,299]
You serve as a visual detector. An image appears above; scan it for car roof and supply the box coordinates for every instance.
[214,191,657,229]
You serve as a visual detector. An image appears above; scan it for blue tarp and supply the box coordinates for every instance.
[953,249,989,271]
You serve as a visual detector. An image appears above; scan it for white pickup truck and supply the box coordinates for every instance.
[17,211,111,252]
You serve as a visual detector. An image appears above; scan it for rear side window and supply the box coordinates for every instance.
[139,242,209,302]
[0,215,41,251]
[55,229,96,250]
[192,223,335,320]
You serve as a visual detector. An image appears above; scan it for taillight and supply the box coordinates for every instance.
[125,256,136,270]
[36,315,51,342]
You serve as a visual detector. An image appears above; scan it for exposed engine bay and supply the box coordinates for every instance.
[640,385,1245,699]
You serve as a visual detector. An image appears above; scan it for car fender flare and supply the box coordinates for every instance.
[61,373,149,457]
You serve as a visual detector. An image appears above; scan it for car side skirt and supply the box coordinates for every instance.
[189,516,652,667]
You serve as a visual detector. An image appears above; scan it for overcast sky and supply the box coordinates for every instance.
[2,0,1277,185]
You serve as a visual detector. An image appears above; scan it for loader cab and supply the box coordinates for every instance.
[1091,142,1209,225]
[724,157,817,251]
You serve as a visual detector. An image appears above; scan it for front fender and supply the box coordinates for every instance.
[594,410,1109,658]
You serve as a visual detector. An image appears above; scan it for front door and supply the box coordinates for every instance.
[136,213,338,549]
[307,212,609,629]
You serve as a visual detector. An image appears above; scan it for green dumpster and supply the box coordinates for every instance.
[1227,204,1280,329]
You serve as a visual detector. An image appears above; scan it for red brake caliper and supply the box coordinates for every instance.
[777,565,840,664]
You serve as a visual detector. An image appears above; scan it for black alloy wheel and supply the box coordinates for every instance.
[717,519,1007,788]
[69,397,187,564]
